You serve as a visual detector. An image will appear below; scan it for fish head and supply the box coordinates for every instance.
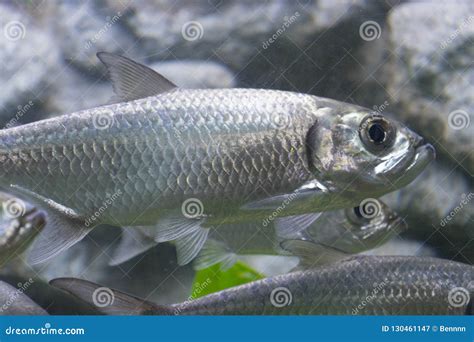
[342,200,407,245]
[308,109,435,195]
[0,193,45,255]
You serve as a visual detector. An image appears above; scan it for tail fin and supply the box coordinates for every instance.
[50,278,173,315]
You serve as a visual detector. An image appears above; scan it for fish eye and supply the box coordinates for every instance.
[345,206,369,226]
[359,115,396,153]
[353,206,363,218]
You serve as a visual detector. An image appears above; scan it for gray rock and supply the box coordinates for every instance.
[386,2,474,174]
[151,60,236,88]
[53,1,138,74]
[119,0,387,69]
[0,4,59,126]
[45,66,112,117]
[382,162,473,261]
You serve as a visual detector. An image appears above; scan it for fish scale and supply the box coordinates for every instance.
[170,256,473,315]
[0,88,316,225]
[0,52,435,265]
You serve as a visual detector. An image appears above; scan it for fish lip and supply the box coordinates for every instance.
[390,142,435,188]
[412,142,436,168]
[388,214,407,233]
[21,208,46,229]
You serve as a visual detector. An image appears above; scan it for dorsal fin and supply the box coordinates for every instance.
[97,52,177,102]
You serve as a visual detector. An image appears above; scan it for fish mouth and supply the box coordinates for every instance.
[392,141,435,189]
[387,213,407,233]
[408,141,436,173]
[20,208,46,230]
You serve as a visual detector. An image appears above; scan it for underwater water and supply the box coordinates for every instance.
[0,0,472,316]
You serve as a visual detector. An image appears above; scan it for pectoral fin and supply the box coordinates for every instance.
[9,185,93,265]
[194,239,237,271]
[97,52,177,102]
[274,212,322,238]
[143,215,211,266]
[281,239,349,270]
[109,227,157,266]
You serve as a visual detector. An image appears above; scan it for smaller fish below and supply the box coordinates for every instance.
[110,199,406,270]
[0,280,47,315]
[50,256,474,315]
[0,192,45,266]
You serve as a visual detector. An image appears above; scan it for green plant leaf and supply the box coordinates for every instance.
[191,261,265,298]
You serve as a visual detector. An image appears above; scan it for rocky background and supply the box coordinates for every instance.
[0,0,472,309]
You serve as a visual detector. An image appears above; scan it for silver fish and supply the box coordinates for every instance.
[51,256,473,315]
[0,192,45,266]
[0,280,47,315]
[193,200,406,270]
[0,53,434,265]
